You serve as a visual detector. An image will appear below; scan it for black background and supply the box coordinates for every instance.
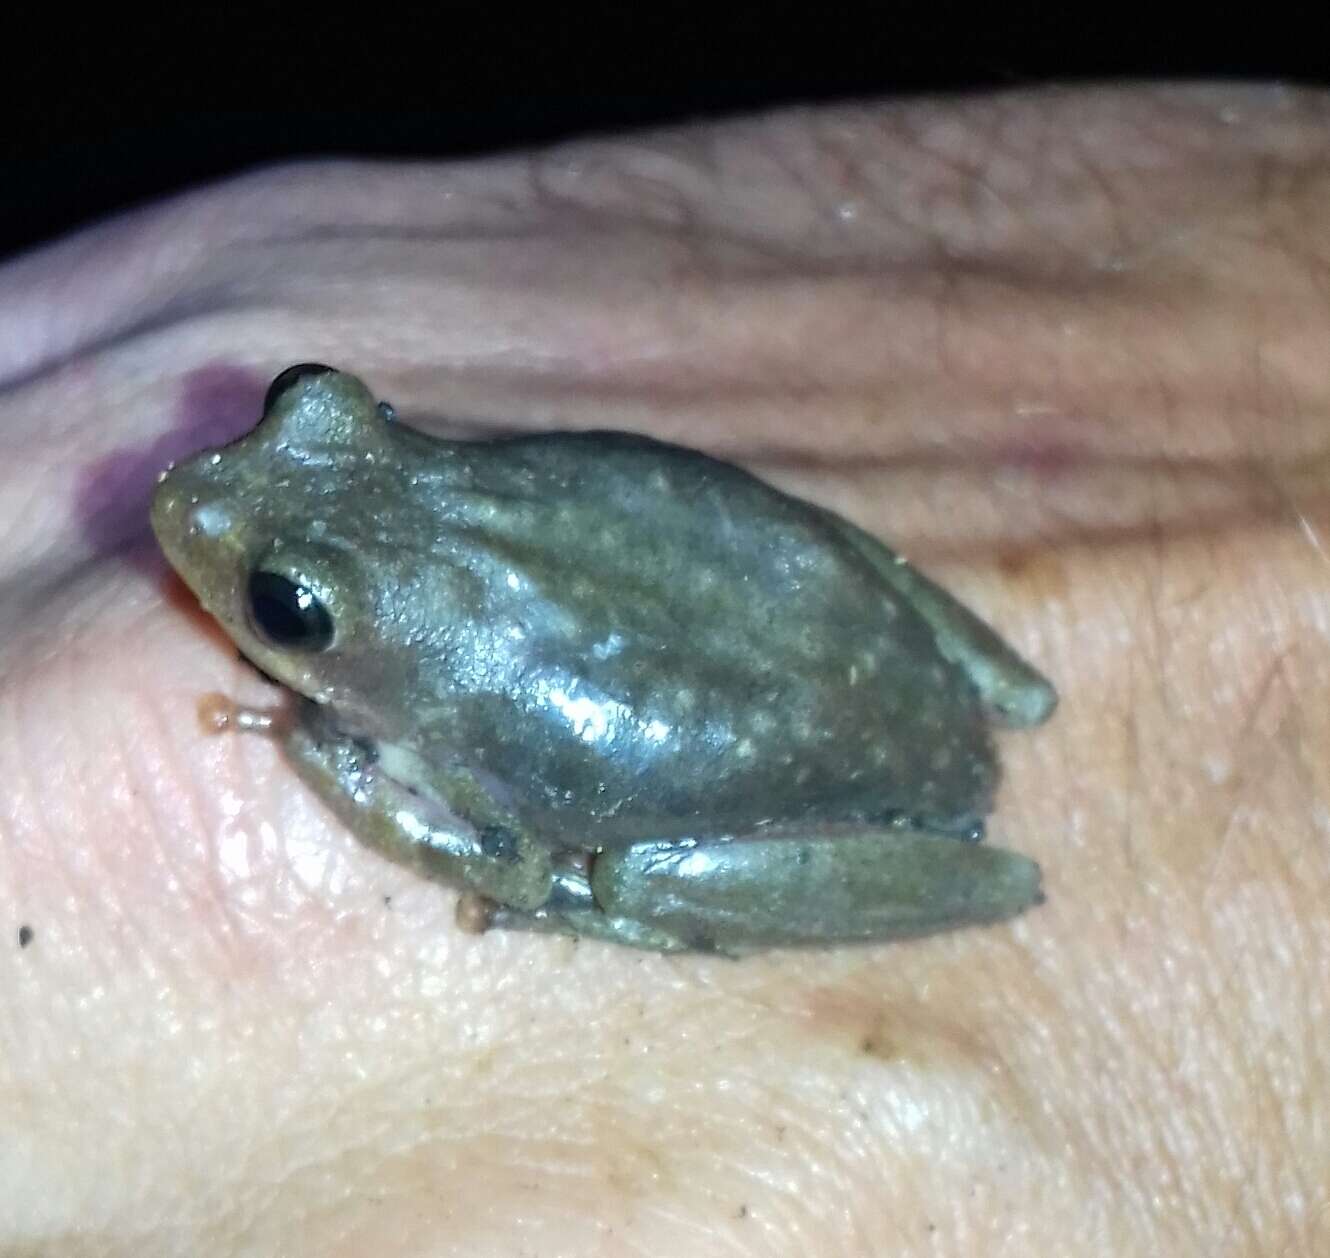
[2,7,1327,261]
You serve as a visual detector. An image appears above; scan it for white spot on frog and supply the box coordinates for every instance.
[550,689,613,743]
[592,633,625,660]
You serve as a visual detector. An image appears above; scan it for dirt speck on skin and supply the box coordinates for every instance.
[995,546,1071,600]
[859,1029,899,1061]
[18,925,33,949]
[455,892,495,935]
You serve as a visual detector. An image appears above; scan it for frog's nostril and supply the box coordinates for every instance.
[189,501,233,539]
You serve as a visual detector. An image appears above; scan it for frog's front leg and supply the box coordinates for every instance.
[217,695,690,943]
[576,823,1042,953]
[279,705,555,913]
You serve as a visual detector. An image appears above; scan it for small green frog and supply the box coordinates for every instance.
[152,365,1056,953]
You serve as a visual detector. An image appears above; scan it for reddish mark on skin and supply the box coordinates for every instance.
[993,541,1070,596]
[991,434,1087,480]
[75,362,266,570]
[198,692,241,734]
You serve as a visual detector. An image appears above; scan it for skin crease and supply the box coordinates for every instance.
[1,83,1329,1255]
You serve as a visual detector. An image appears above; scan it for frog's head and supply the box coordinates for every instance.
[150,364,427,739]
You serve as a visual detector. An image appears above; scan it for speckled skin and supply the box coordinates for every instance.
[151,366,1056,952]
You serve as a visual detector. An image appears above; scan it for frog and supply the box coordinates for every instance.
[150,363,1057,954]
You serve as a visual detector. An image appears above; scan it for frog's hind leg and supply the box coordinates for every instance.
[587,824,1043,953]
[484,864,697,953]
[821,512,1057,728]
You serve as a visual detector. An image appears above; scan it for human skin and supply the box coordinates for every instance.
[1,83,1328,1257]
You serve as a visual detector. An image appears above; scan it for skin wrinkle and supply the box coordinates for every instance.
[750,116,874,256]
[533,138,711,238]
[1247,1010,1311,1237]
[1157,967,1239,1219]
[1202,646,1296,898]
[1207,946,1298,1239]
[916,111,1040,258]
[2,243,1308,476]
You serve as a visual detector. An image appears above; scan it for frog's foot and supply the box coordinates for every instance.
[483,864,698,953]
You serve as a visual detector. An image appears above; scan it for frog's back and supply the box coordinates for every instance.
[397,429,998,845]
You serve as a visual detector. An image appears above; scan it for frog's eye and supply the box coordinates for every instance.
[263,363,335,414]
[246,571,334,652]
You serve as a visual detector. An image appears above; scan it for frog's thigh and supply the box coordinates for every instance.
[824,514,1057,727]
[591,826,1043,951]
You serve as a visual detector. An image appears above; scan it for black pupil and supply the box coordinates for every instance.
[247,572,333,651]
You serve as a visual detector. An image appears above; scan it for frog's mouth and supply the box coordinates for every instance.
[236,651,289,694]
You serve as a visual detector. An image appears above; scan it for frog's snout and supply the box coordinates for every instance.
[148,472,185,551]
[152,470,228,541]
[150,465,246,604]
